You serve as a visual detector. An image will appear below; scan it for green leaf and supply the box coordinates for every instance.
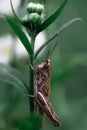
[10,0,21,23]
[0,63,27,94]
[37,0,68,33]
[4,15,33,56]
[34,18,82,59]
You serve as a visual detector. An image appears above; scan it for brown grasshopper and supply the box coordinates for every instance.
[29,59,60,126]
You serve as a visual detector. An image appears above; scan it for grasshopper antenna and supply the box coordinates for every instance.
[45,41,59,60]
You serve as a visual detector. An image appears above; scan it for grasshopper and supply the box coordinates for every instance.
[28,59,60,126]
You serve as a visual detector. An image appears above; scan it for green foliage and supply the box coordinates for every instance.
[0,63,27,94]
[5,15,33,56]
[10,0,21,23]
[34,18,82,59]
[4,0,81,60]
[10,0,68,36]
[36,0,68,34]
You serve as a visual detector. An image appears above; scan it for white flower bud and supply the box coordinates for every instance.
[27,2,37,13]
[29,13,41,25]
[27,2,44,15]
[36,4,44,15]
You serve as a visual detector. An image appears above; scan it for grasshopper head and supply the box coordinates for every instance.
[36,59,51,73]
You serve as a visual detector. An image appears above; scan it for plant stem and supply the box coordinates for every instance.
[29,33,35,113]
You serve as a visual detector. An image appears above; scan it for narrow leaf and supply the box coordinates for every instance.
[37,0,68,33]
[10,0,21,23]
[0,63,27,94]
[4,15,33,56]
[34,18,82,59]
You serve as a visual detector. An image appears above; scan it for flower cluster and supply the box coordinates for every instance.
[22,2,44,32]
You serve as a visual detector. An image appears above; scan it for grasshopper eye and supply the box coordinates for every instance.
[44,63,48,68]
[44,59,50,68]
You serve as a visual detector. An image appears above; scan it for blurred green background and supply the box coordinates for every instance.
[0,0,87,130]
